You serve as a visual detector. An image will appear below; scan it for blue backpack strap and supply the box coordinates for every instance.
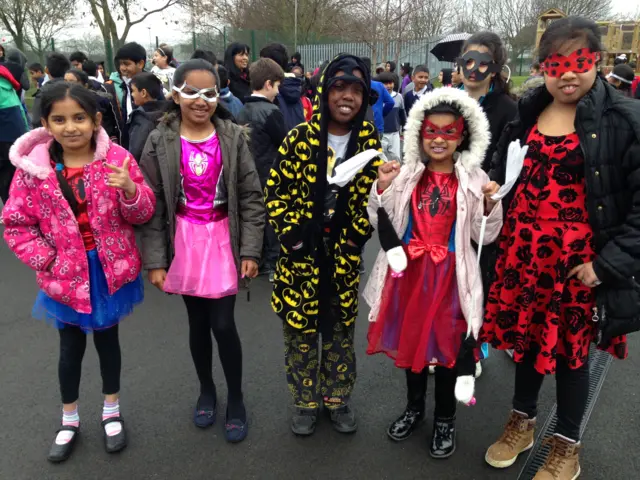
[402,209,414,244]
[448,220,456,252]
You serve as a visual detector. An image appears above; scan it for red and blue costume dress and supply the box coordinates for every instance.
[481,127,627,373]
[33,166,143,332]
[367,169,469,373]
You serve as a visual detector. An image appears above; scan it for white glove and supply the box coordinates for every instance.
[491,140,528,201]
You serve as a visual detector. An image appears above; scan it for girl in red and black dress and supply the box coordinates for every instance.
[482,16,640,479]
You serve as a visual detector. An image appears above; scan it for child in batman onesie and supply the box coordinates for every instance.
[264,54,383,436]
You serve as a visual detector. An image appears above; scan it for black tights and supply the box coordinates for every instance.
[513,353,590,441]
[183,295,243,408]
[59,325,121,404]
[406,366,457,419]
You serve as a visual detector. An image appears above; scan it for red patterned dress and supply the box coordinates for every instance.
[367,169,468,373]
[480,127,627,374]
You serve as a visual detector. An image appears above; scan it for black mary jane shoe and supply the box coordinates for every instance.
[429,416,456,459]
[101,416,128,454]
[47,425,80,463]
[387,408,424,441]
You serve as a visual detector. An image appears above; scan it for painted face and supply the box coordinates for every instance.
[543,42,598,105]
[542,48,598,77]
[327,70,364,126]
[42,97,101,152]
[421,113,464,163]
[172,69,218,125]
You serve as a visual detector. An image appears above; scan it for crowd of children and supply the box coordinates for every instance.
[1,15,639,480]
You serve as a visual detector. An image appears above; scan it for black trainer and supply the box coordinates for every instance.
[430,416,456,459]
[291,407,318,436]
[387,408,424,441]
[328,404,357,433]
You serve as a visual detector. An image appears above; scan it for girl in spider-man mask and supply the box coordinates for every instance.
[481,16,640,479]
[363,88,502,458]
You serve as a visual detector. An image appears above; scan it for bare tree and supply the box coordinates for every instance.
[533,0,613,21]
[60,33,107,58]
[0,0,29,51]
[83,0,181,66]
[24,0,76,63]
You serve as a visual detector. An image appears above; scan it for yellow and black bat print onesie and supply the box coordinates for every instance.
[265,54,384,409]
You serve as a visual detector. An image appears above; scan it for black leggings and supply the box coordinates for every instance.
[59,325,121,404]
[183,295,243,402]
[513,353,590,441]
[406,366,457,419]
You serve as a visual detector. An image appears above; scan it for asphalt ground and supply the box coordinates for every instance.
[0,230,637,480]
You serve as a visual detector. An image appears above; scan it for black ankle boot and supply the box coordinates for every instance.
[430,416,456,459]
[387,408,424,441]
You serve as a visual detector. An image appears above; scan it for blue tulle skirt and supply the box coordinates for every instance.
[32,249,144,333]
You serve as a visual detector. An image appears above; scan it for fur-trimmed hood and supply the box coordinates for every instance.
[403,87,490,173]
[9,127,111,180]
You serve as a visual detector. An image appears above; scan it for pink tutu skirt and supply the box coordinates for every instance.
[164,215,238,299]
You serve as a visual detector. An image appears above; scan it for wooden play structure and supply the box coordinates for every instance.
[536,8,640,72]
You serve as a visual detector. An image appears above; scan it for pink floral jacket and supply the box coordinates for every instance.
[2,127,155,314]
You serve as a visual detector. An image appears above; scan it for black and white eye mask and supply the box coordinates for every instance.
[456,51,501,82]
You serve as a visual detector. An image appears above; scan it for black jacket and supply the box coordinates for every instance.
[89,80,123,144]
[490,78,640,341]
[127,101,166,162]
[480,85,517,172]
[236,96,287,185]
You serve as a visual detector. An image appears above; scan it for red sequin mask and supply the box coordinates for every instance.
[421,116,465,141]
[542,49,599,77]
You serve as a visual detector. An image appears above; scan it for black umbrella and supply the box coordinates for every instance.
[430,33,472,63]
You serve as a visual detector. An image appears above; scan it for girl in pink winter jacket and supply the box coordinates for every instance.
[2,83,155,463]
[363,88,502,458]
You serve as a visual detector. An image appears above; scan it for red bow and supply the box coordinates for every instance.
[407,239,448,264]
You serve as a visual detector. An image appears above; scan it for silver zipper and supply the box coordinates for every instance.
[591,306,599,323]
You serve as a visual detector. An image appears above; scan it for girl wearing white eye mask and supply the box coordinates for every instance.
[139,59,265,443]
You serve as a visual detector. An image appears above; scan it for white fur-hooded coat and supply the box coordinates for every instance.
[363,88,503,339]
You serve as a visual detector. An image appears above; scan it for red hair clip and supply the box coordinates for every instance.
[421,116,465,141]
[542,49,599,77]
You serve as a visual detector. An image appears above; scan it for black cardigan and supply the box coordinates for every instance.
[490,78,640,342]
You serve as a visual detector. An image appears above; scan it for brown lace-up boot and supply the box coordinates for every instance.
[485,410,536,468]
[533,434,581,480]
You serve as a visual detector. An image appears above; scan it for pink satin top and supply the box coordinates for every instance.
[178,132,225,224]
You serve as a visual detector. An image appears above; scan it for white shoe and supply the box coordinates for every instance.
[475,361,482,379]
[428,365,435,375]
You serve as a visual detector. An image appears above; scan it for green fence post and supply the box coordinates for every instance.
[156,36,159,49]
[105,38,115,74]
[251,30,257,61]
[192,31,197,51]
[50,38,55,51]
[223,26,227,51]
[519,52,524,76]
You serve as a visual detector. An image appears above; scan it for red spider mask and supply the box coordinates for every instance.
[421,116,465,141]
[542,49,599,78]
